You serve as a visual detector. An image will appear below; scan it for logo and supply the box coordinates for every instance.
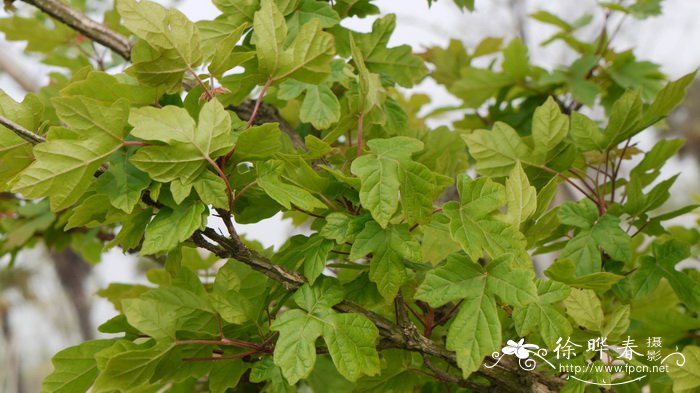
[485,337,686,387]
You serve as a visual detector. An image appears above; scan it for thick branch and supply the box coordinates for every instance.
[0,46,39,92]
[0,115,45,144]
[19,0,132,60]
[191,224,564,392]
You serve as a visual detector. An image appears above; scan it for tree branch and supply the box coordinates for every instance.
[19,0,132,60]
[17,0,306,151]
[0,115,45,144]
[191,223,565,393]
[0,45,39,92]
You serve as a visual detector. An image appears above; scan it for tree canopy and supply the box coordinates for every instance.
[1,0,699,392]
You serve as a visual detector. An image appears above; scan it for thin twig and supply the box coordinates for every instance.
[356,112,364,156]
[246,78,273,129]
[0,115,46,144]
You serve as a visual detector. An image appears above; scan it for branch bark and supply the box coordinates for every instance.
[0,45,39,92]
[19,0,132,61]
[0,114,45,144]
[192,224,565,393]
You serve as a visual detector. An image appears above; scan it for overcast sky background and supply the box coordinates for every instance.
[2,0,700,390]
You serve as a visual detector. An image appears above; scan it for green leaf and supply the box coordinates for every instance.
[570,110,606,151]
[350,221,420,300]
[0,15,75,53]
[558,199,598,229]
[350,35,384,113]
[208,359,250,393]
[453,0,475,11]
[233,123,284,161]
[485,254,538,307]
[254,0,287,77]
[462,122,532,177]
[601,305,630,339]
[118,0,202,66]
[211,0,258,23]
[193,170,229,209]
[532,97,568,156]
[95,152,151,214]
[208,24,251,77]
[544,259,624,290]
[322,313,380,381]
[13,97,129,210]
[0,90,39,190]
[629,138,684,187]
[563,289,604,331]
[320,212,371,244]
[351,15,427,87]
[420,213,462,265]
[443,175,528,266]
[415,254,485,307]
[211,262,268,324]
[602,90,643,148]
[299,84,341,129]
[257,160,327,211]
[271,279,379,383]
[446,289,500,377]
[287,0,340,39]
[558,204,631,275]
[298,235,335,284]
[451,67,514,107]
[668,346,700,393]
[271,309,324,384]
[631,239,700,311]
[126,41,189,92]
[139,199,207,255]
[351,136,442,227]
[254,0,335,81]
[502,38,530,80]
[513,280,572,346]
[42,340,115,393]
[92,342,175,392]
[58,71,161,106]
[130,100,233,183]
[642,71,697,126]
[416,254,535,377]
[504,161,536,226]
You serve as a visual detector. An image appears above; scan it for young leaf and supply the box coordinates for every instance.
[513,280,572,346]
[443,175,528,266]
[42,340,115,393]
[563,289,604,331]
[350,221,420,300]
[351,136,441,227]
[504,161,537,226]
[350,15,427,87]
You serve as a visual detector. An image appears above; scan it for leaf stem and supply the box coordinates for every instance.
[175,338,261,351]
[539,165,599,205]
[122,140,148,147]
[610,139,631,204]
[247,78,273,129]
[182,349,260,362]
[356,112,364,156]
[187,65,213,100]
[233,180,257,206]
[205,156,235,212]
